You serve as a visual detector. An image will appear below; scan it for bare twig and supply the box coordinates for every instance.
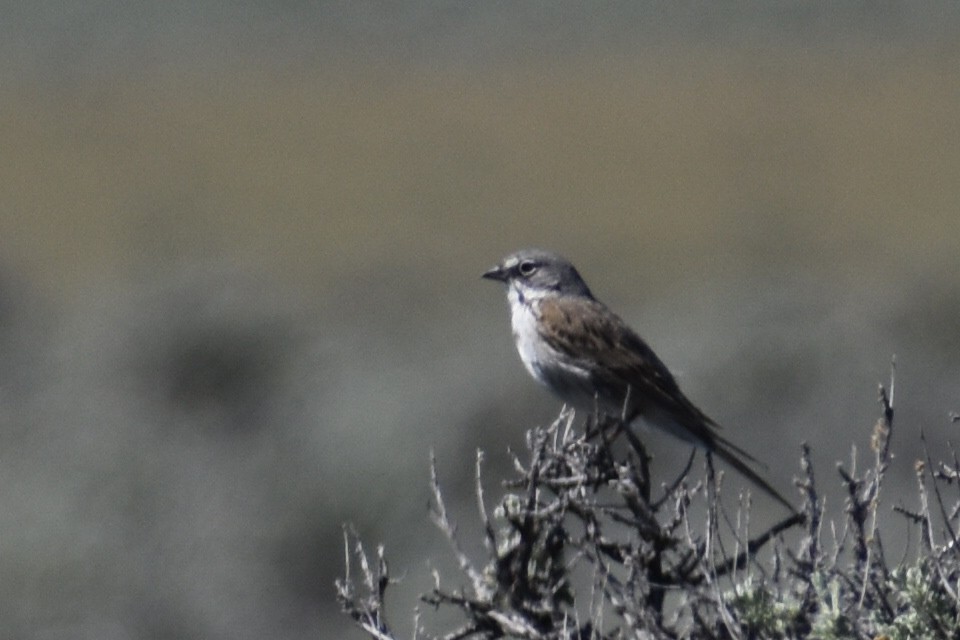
[336,526,396,640]
[340,362,960,640]
[712,510,806,578]
[921,428,960,552]
[428,449,485,594]
[475,449,497,557]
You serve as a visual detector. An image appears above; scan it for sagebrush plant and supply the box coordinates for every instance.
[337,368,960,638]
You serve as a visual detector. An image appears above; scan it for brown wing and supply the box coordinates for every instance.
[537,296,794,511]
[536,296,718,439]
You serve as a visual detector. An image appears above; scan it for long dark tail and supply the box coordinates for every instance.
[710,434,795,513]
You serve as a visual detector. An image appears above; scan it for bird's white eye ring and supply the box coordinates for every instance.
[517,260,538,277]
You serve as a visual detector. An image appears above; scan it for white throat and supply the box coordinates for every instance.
[506,282,552,382]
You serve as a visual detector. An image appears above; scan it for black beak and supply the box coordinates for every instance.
[482,265,508,282]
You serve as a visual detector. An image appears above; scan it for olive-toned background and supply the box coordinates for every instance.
[3,4,959,638]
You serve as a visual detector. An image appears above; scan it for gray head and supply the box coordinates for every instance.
[482,248,594,299]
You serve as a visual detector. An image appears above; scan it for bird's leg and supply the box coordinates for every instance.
[582,413,603,440]
[584,412,622,443]
[583,392,615,441]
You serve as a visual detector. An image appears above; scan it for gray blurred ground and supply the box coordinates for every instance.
[1,4,960,639]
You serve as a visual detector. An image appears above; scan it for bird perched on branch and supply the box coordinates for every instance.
[483,248,793,512]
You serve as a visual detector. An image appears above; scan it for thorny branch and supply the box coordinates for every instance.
[339,360,960,638]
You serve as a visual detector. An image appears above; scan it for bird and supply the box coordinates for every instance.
[482,248,793,511]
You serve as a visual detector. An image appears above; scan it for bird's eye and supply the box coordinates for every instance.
[517,260,538,277]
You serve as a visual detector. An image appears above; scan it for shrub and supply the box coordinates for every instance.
[338,370,960,639]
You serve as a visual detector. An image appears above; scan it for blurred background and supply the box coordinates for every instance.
[2,2,959,638]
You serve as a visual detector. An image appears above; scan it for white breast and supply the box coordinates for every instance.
[508,284,545,381]
[506,284,595,409]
